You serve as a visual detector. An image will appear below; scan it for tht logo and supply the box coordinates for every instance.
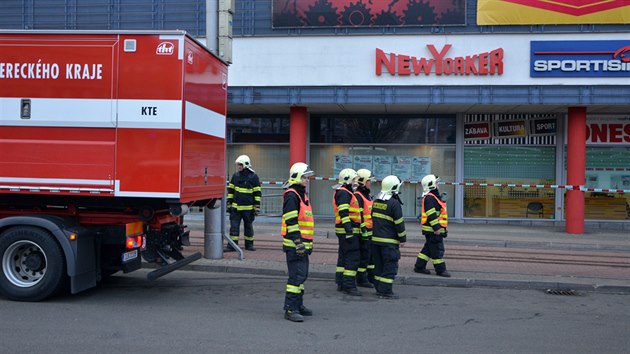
[502,0,629,16]
[156,42,174,55]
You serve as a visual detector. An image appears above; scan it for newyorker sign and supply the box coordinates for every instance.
[376,44,504,76]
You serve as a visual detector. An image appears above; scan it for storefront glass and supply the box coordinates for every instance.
[582,146,630,221]
[309,114,456,217]
[464,113,558,219]
[464,146,556,219]
[227,116,290,215]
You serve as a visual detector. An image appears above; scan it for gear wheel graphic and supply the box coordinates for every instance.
[303,0,340,27]
[340,1,373,27]
[373,10,402,26]
[402,0,436,25]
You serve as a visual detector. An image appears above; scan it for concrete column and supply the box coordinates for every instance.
[566,107,586,234]
[290,106,308,166]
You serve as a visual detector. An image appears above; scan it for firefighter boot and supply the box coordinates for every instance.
[245,241,256,251]
[285,310,304,322]
[436,270,451,277]
[223,243,237,252]
[414,267,431,275]
[299,306,313,316]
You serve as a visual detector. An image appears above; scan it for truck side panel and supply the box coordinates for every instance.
[181,37,227,202]
[114,34,185,197]
[0,35,118,195]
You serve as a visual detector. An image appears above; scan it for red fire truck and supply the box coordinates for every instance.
[0,30,227,301]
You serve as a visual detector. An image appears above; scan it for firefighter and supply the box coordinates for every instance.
[354,168,375,288]
[225,155,261,252]
[414,174,451,277]
[281,162,315,322]
[333,168,363,296]
[371,175,406,299]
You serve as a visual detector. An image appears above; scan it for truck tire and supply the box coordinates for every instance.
[0,226,67,302]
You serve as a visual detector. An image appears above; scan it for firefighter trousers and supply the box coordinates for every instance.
[283,248,309,311]
[357,236,371,284]
[371,243,400,295]
[415,233,447,273]
[229,209,255,245]
[335,232,360,290]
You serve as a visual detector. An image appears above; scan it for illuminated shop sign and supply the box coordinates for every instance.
[376,44,504,76]
[530,118,557,135]
[493,120,527,137]
[531,40,630,77]
[464,122,491,140]
[586,116,630,144]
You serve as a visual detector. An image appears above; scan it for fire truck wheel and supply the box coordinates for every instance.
[0,226,67,302]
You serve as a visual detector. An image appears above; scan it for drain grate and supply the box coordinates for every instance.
[545,289,578,296]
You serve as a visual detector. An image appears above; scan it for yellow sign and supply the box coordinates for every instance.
[477,0,630,25]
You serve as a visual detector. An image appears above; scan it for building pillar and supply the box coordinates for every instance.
[566,107,586,234]
[290,106,308,166]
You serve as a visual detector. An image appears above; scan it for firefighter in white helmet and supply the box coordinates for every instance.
[226,155,261,252]
[414,174,451,277]
[332,168,364,296]
[371,175,406,299]
[354,168,375,288]
[281,162,315,322]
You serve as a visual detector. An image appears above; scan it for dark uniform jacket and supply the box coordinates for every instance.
[371,196,406,245]
[227,169,261,211]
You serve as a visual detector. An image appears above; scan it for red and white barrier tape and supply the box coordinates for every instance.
[259,178,630,193]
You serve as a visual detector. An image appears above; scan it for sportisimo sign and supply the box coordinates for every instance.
[531,40,630,77]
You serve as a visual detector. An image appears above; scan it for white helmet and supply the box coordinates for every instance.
[235,155,254,172]
[338,168,358,185]
[421,174,440,192]
[380,175,402,195]
[356,169,374,186]
[235,154,251,166]
[288,162,314,185]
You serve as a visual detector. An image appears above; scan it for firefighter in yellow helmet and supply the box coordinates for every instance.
[371,175,406,299]
[281,162,315,322]
[226,155,261,252]
[414,174,451,277]
[354,168,375,288]
[333,168,363,296]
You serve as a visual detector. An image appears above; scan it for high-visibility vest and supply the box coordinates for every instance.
[355,191,373,232]
[333,188,362,228]
[281,189,314,249]
[421,193,448,233]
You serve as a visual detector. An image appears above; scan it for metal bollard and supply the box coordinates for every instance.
[204,200,223,260]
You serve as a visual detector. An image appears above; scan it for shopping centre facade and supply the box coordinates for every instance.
[2,0,629,228]
[227,0,630,229]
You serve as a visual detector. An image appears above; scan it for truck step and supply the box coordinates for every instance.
[146,252,202,281]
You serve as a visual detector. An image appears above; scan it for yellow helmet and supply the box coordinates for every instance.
[356,169,374,186]
[338,168,358,185]
[421,174,440,192]
[235,154,251,166]
[288,162,314,185]
[380,175,402,195]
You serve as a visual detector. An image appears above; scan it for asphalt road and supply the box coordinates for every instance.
[1,270,629,353]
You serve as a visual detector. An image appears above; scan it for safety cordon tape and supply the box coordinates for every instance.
[258,177,630,193]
